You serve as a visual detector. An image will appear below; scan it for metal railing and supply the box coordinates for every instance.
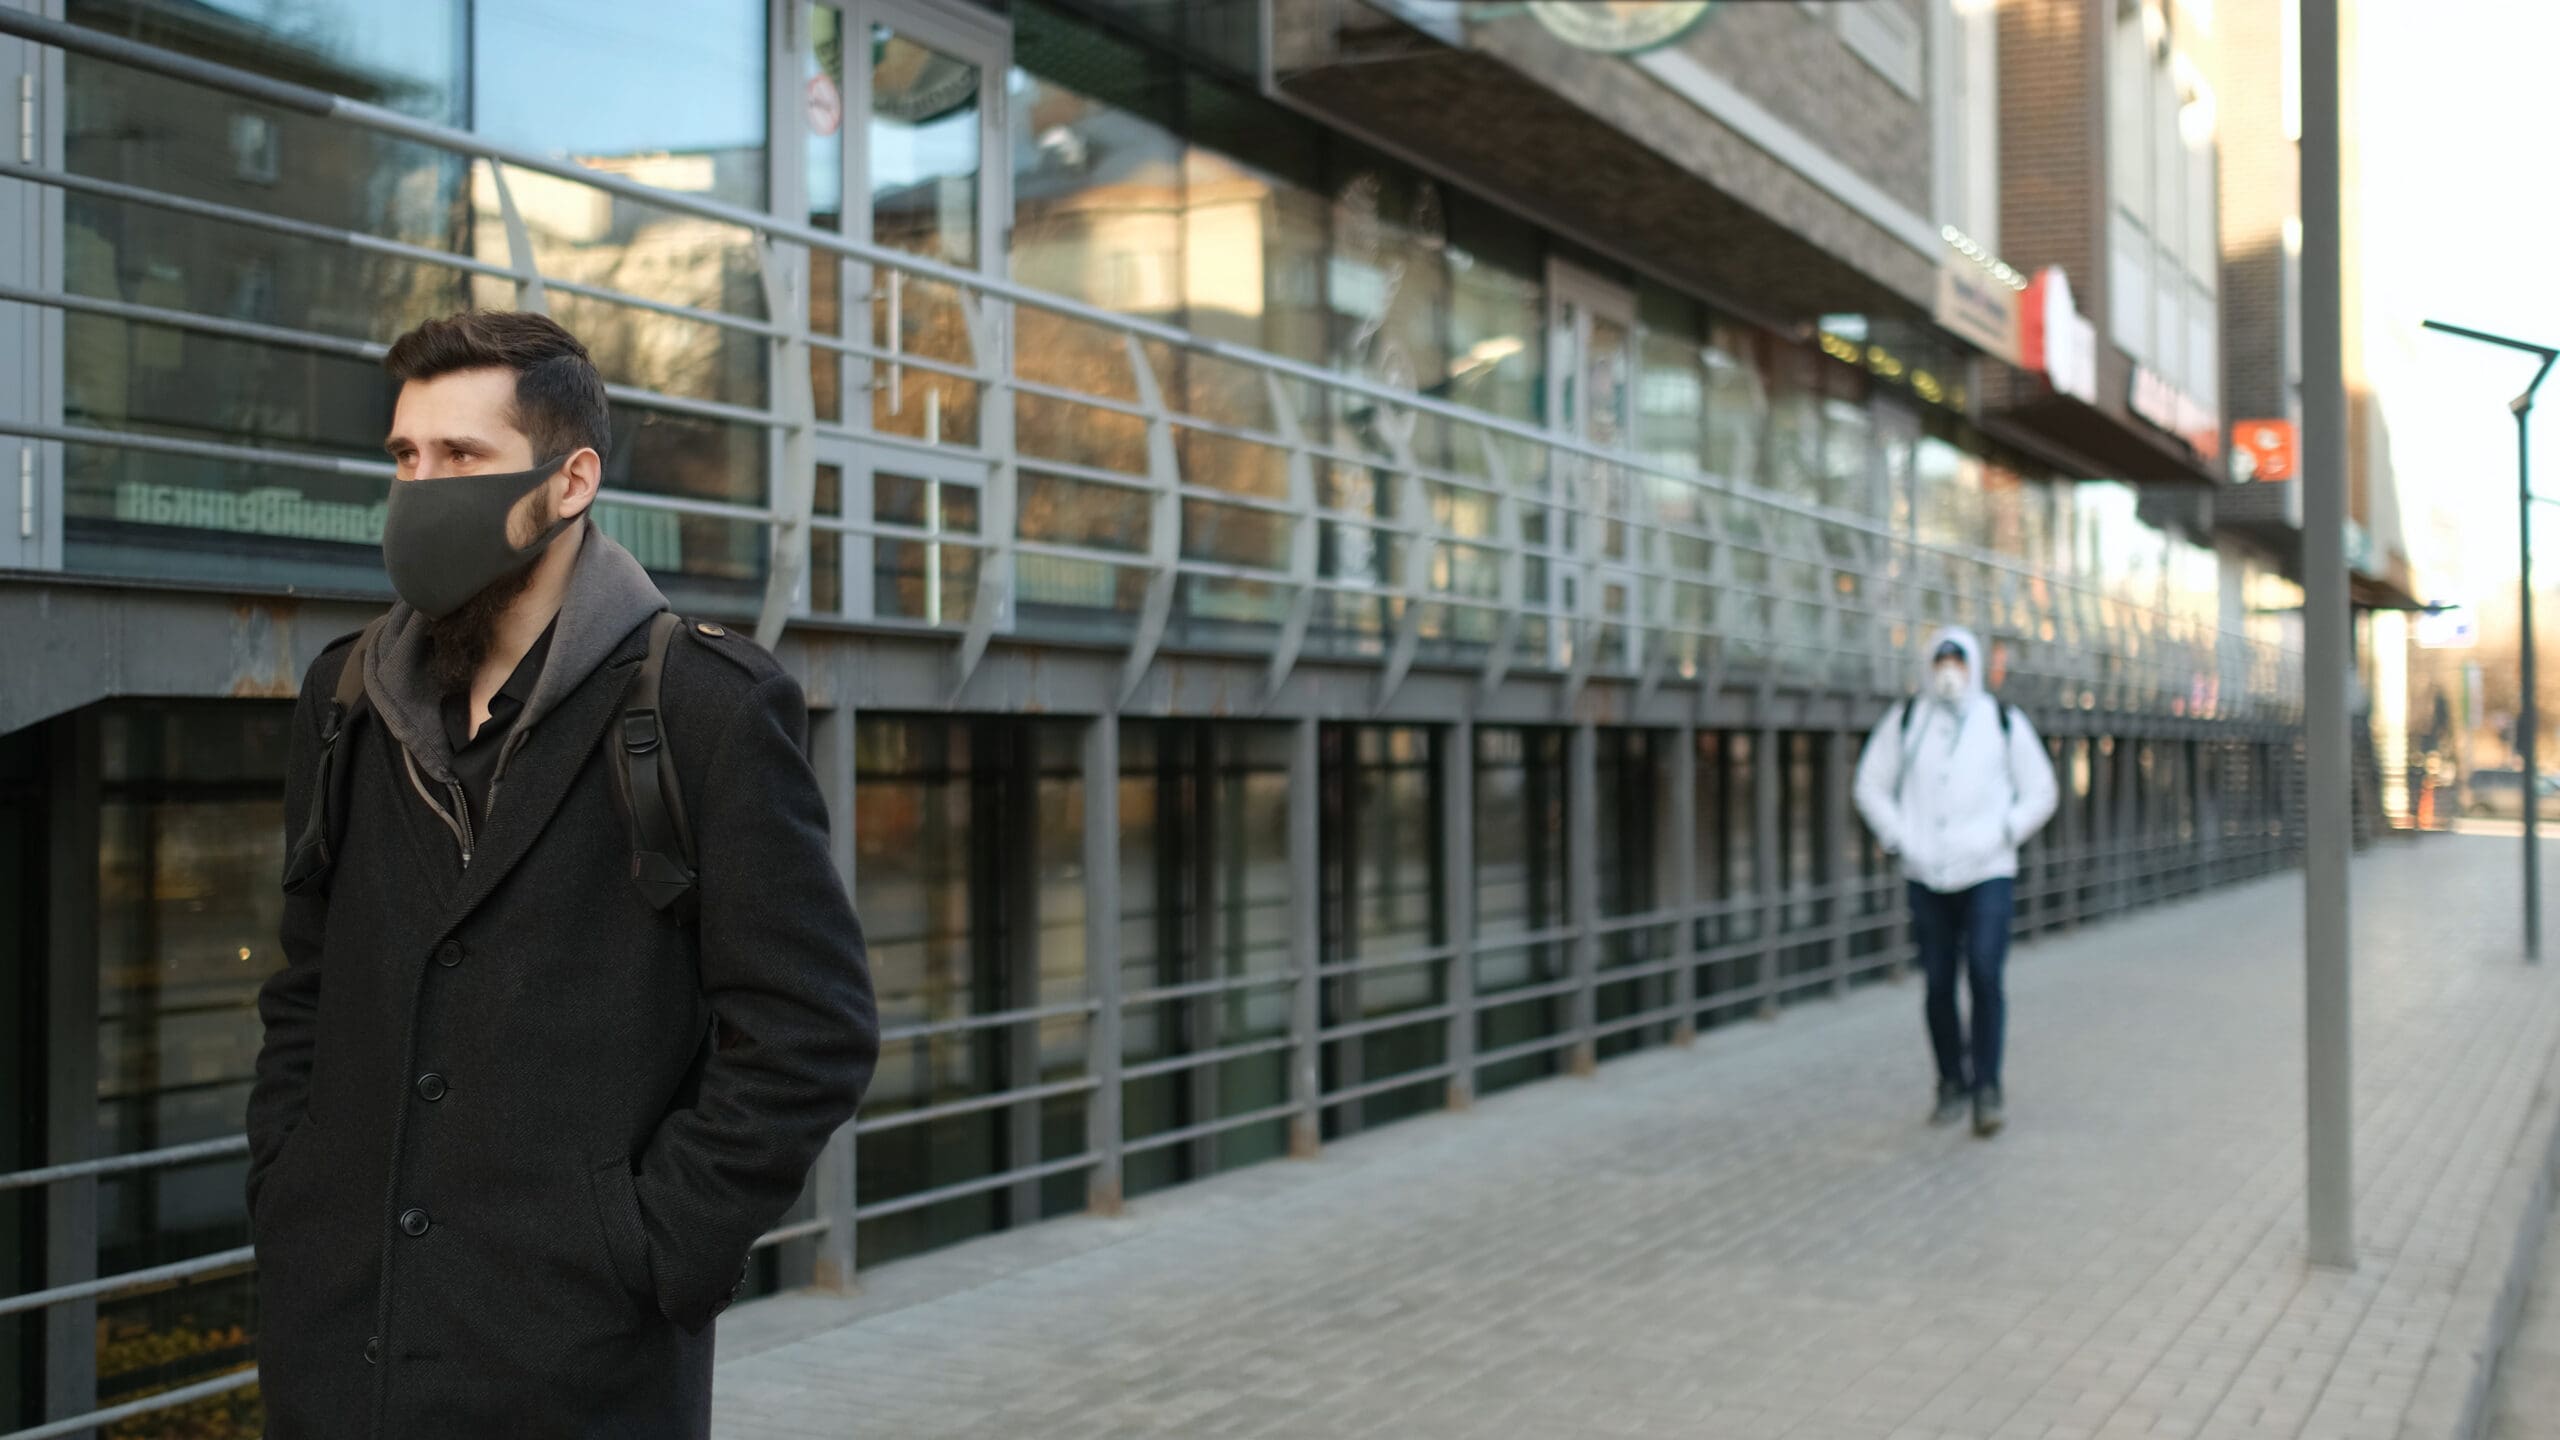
[0,10,2300,720]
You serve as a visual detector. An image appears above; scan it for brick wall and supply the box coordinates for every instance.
[1681,0,1934,216]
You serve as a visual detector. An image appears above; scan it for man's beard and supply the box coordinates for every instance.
[423,493,561,696]
[423,562,540,695]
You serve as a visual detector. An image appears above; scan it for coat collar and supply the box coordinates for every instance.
[420,613,656,944]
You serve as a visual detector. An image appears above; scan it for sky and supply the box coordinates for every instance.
[2354,0,2560,603]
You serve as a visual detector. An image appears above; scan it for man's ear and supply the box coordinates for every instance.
[558,447,603,519]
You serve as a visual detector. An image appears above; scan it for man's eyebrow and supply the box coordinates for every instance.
[381,434,495,455]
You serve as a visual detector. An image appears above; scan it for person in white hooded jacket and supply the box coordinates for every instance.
[1853,625,2059,1137]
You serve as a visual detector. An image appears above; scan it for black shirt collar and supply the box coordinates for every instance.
[443,619,557,754]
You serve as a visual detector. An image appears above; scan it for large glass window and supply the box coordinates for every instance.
[1472,727,1569,1095]
[1117,723,1294,1198]
[59,0,771,602]
[92,702,293,1439]
[853,717,1090,1265]
[1319,727,1445,1133]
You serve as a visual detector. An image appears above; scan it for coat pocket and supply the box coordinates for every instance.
[585,1156,655,1306]
[248,1113,318,1234]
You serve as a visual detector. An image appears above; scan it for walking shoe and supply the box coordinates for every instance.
[1973,1085,2005,1138]
[1931,1081,1970,1127]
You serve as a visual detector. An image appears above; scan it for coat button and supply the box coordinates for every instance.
[398,1207,431,1237]
[363,1336,380,1365]
[434,940,463,968]
[696,622,725,637]
[415,1073,447,1102]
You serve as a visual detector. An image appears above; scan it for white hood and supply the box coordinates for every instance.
[1922,625,1988,704]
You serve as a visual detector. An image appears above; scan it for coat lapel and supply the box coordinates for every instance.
[424,622,652,944]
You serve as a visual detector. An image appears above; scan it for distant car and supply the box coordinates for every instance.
[2467,768,2560,819]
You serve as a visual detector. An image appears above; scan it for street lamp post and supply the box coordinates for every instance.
[2421,318,2558,963]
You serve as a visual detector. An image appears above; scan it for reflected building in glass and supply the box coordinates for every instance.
[0,0,2409,1434]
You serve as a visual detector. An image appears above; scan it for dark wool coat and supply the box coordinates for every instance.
[245,532,878,1440]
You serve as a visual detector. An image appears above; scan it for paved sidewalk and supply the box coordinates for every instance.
[713,836,2560,1440]
[2488,1199,2560,1437]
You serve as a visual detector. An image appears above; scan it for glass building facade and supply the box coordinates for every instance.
[0,1,2308,1433]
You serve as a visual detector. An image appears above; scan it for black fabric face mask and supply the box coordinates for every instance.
[381,455,576,619]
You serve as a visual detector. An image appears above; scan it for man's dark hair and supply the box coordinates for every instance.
[383,310,612,463]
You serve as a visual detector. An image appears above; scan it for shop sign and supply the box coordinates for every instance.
[1527,1,1713,53]
[2129,365,2221,461]
[2230,418,2297,482]
[112,482,683,569]
[2018,266,2097,404]
[1933,251,2023,366]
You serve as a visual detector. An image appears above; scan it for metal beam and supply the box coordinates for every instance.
[1263,372,1320,704]
[755,234,819,651]
[1119,333,1182,708]
[1477,433,1524,705]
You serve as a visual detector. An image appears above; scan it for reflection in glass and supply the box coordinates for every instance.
[1118,724,1294,1198]
[93,702,294,1439]
[475,3,769,409]
[1594,729,1669,1058]
[1320,727,1444,1133]
[854,719,1091,1263]
[60,0,469,588]
[1473,727,1569,1096]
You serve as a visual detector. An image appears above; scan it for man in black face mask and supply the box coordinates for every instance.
[245,311,878,1439]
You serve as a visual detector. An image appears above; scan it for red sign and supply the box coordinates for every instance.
[2018,266,2097,404]
[2232,419,2298,481]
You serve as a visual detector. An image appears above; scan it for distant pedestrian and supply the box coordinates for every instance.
[1853,626,2058,1137]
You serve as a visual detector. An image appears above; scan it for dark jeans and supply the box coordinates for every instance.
[1908,877,2013,1092]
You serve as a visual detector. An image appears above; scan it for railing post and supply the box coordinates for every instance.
[1567,720,1600,1074]
[1288,717,1323,1157]
[1441,721,1477,1108]
[809,701,860,1289]
[1082,713,1124,1215]
[1669,721,1699,1044]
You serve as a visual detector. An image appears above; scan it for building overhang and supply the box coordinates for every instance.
[1266,0,1942,329]
[1977,348,2224,486]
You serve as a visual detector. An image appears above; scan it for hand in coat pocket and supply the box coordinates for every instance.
[585,1155,656,1307]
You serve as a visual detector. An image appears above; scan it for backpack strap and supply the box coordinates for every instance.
[282,617,386,896]
[620,611,699,921]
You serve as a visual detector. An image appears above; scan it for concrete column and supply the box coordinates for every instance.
[1824,729,1852,996]
[808,702,860,1288]
[1082,715,1124,1215]
[1441,722,1477,1106]
[1754,726,1781,1018]
[43,712,97,1427]
[1567,722,1599,1074]
[1287,718,1322,1156]
[1669,723,1699,1043]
